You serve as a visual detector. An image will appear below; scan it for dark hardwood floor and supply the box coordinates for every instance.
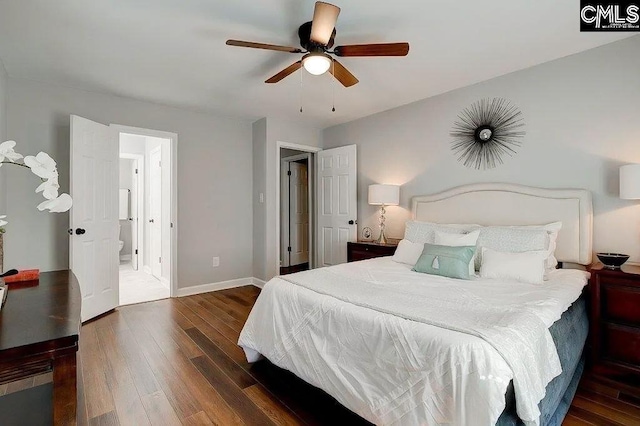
[77,286,640,425]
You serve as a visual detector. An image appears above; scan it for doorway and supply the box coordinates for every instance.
[280,148,314,275]
[70,116,178,321]
[118,131,172,305]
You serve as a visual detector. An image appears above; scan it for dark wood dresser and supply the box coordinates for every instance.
[589,263,640,378]
[347,240,399,262]
[0,270,82,425]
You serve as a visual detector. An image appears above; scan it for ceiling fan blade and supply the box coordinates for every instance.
[226,39,303,53]
[310,2,341,45]
[265,61,302,83]
[334,42,410,57]
[329,59,358,87]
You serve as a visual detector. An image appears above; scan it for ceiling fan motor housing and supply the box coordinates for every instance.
[298,21,336,50]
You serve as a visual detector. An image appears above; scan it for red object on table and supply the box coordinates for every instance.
[3,269,40,283]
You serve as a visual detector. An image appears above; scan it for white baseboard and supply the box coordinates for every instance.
[251,277,266,289]
[120,254,132,262]
[176,277,255,297]
[143,265,152,275]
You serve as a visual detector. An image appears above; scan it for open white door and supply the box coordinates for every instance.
[317,145,357,266]
[70,115,119,322]
[149,146,162,279]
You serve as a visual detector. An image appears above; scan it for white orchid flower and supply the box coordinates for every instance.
[0,215,7,227]
[35,174,60,200]
[37,193,73,213]
[24,152,58,179]
[0,141,24,165]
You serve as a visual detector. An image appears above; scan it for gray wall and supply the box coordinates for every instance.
[119,158,133,256]
[252,117,322,280]
[0,59,7,216]
[5,78,254,289]
[252,118,267,280]
[323,36,640,262]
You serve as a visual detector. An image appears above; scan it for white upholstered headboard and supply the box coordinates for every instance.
[411,183,593,265]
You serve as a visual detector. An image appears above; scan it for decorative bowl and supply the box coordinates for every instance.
[596,253,630,269]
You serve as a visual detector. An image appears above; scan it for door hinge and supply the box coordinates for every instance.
[287,246,292,252]
[287,170,291,176]
[170,222,174,228]
[159,161,161,167]
[159,257,162,263]
[135,249,138,255]
[135,168,138,174]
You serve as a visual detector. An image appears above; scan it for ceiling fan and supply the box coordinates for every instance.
[226,1,410,88]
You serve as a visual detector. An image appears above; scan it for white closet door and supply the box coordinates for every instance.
[316,145,357,266]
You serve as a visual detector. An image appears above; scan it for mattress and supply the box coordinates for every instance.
[239,257,589,425]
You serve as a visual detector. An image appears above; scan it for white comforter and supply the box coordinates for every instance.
[238,258,589,426]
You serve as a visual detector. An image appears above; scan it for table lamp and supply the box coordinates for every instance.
[620,164,640,200]
[368,184,400,244]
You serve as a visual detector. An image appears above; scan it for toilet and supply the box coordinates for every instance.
[119,224,124,252]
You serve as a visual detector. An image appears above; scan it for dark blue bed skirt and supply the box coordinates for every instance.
[496,294,588,426]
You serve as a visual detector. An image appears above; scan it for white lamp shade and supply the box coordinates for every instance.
[368,184,400,206]
[620,164,640,200]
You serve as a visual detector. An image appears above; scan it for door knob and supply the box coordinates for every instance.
[75,228,86,235]
[348,220,357,225]
[149,219,155,223]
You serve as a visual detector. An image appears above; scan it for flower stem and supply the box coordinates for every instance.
[0,161,30,169]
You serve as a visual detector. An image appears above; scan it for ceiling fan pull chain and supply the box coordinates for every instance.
[299,66,304,113]
[331,59,336,112]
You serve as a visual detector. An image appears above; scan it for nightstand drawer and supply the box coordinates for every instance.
[347,241,398,262]
[603,323,640,366]
[602,284,640,324]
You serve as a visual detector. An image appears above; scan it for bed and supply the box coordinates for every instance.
[239,183,593,426]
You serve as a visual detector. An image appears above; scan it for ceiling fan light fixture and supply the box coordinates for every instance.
[302,53,331,75]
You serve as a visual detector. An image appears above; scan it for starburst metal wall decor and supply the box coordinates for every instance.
[450,98,526,170]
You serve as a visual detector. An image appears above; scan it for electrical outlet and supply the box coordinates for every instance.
[212,256,220,267]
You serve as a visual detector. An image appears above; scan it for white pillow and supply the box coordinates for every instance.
[510,222,562,270]
[392,239,424,266]
[404,221,480,244]
[434,230,480,276]
[475,227,550,271]
[479,247,547,285]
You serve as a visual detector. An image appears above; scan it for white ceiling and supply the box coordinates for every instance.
[0,1,633,128]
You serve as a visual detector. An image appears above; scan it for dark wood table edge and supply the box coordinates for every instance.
[0,270,81,425]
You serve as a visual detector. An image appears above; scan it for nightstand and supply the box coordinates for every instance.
[589,263,640,378]
[347,240,399,262]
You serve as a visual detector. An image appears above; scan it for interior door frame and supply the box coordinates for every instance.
[148,145,162,279]
[276,142,320,275]
[280,153,311,268]
[113,124,178,298]
[119,153,144,270]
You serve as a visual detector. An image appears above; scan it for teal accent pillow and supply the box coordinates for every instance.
[412,243,476,280]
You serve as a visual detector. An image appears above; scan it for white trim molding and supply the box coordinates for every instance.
[176,277,255,297]
[252,277,266,289]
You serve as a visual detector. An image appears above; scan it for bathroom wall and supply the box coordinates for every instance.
[119,158,133,258]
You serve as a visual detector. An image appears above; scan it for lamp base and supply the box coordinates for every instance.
[376,229,388,245]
